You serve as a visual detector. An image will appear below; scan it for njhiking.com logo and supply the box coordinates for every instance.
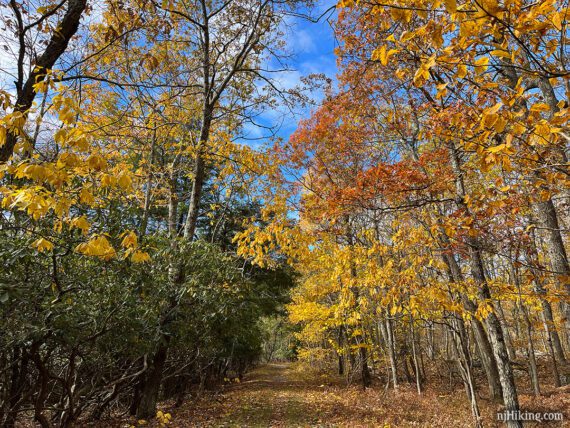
[497,410,564,423]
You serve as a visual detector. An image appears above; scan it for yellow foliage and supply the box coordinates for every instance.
[32,238,54,253]
[121,231,138,249]
[70,216,91,235]
[75,235,116,260]
[131,251,151,263]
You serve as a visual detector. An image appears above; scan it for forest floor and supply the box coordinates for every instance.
[100,362,569,427]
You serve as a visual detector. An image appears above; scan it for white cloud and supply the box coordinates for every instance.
[286,29,317,54]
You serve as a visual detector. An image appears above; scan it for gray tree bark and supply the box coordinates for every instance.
[448,142,522,427]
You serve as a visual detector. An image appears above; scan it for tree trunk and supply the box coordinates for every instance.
[183,113,212,240]
[337,326,345,375]
[510,260,541,396]
[533,198,570,341]
[522,305,541,396]
[359,345,372,389]
[542,326,562,388]
[496,300,516,362]
[139,134,156,236]
[427,322,436,359]
[540,299,566,365]
[29,348,51,428]
[470,311,504,400]
[409,315,422,394]
[439,238,503,400]
[451,315,483,428]
[449,142,521,427]
[526,235,567,365]
[0,0,88,162]
[136,343,169,419]
[168,170,178,239]
[2,347,29,428]
[385,313,398,389]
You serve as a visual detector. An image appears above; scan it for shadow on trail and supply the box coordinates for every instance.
[213,363,383,427]
[141,361,509,427]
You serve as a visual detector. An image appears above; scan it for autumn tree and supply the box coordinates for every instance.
[235,3,569,428]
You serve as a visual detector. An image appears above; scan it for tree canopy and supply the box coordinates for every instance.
[0,0,569,427]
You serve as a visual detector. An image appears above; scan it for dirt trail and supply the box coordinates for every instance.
[156,363,479,427]
[178,363,333,427]
[102,363,567,427]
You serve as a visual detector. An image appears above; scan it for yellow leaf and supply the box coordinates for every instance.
[395,68,406,79]
[87,154,107,171]
[100,174,116,187]
[485,102,503,115]
[54,129,67,146]
[552,12,562,31]
[474,56,489,73]
[70,216,90,235]
[372,45,386,63]
[117,173,132,190]
[481,113,498,128]
[121,231,138,249]
[530,102,550,112]
[75,235,116,260]
[487,143,506,153]
[444,0,457,13]
[425,55,437,69]
[0,126,6,148]
[493,116,507,133]
[80,188,95,205]
[456,63,467,79]
[491,49,511,59]
[400,31,414,43]
[131,251,151,263]
[373,46,399,66]
[481,0,499,13]
[32,238,54,252]
[384,49,399,66]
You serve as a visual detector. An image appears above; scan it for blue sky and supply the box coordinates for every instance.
[241,1,339,145]
[0,1,339,149]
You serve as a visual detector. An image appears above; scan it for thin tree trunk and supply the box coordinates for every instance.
[139,134,156,236]
[449,142,521,427]
[385,313,398,389]
[168,170,178,239]
[527,234,567,364]
[409,315,422,394]
[496,300,516,362]
[523,305,541,396]
[3,347,29,428]
[29,348,51,428]
[183,113,212,240]
[337,326,345,376]
[542,326,562,388]
[427,321,435,359]
[359,344,372,389]
[439,239,503,400]
[450,315,483,428]
[510,260,541,395]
